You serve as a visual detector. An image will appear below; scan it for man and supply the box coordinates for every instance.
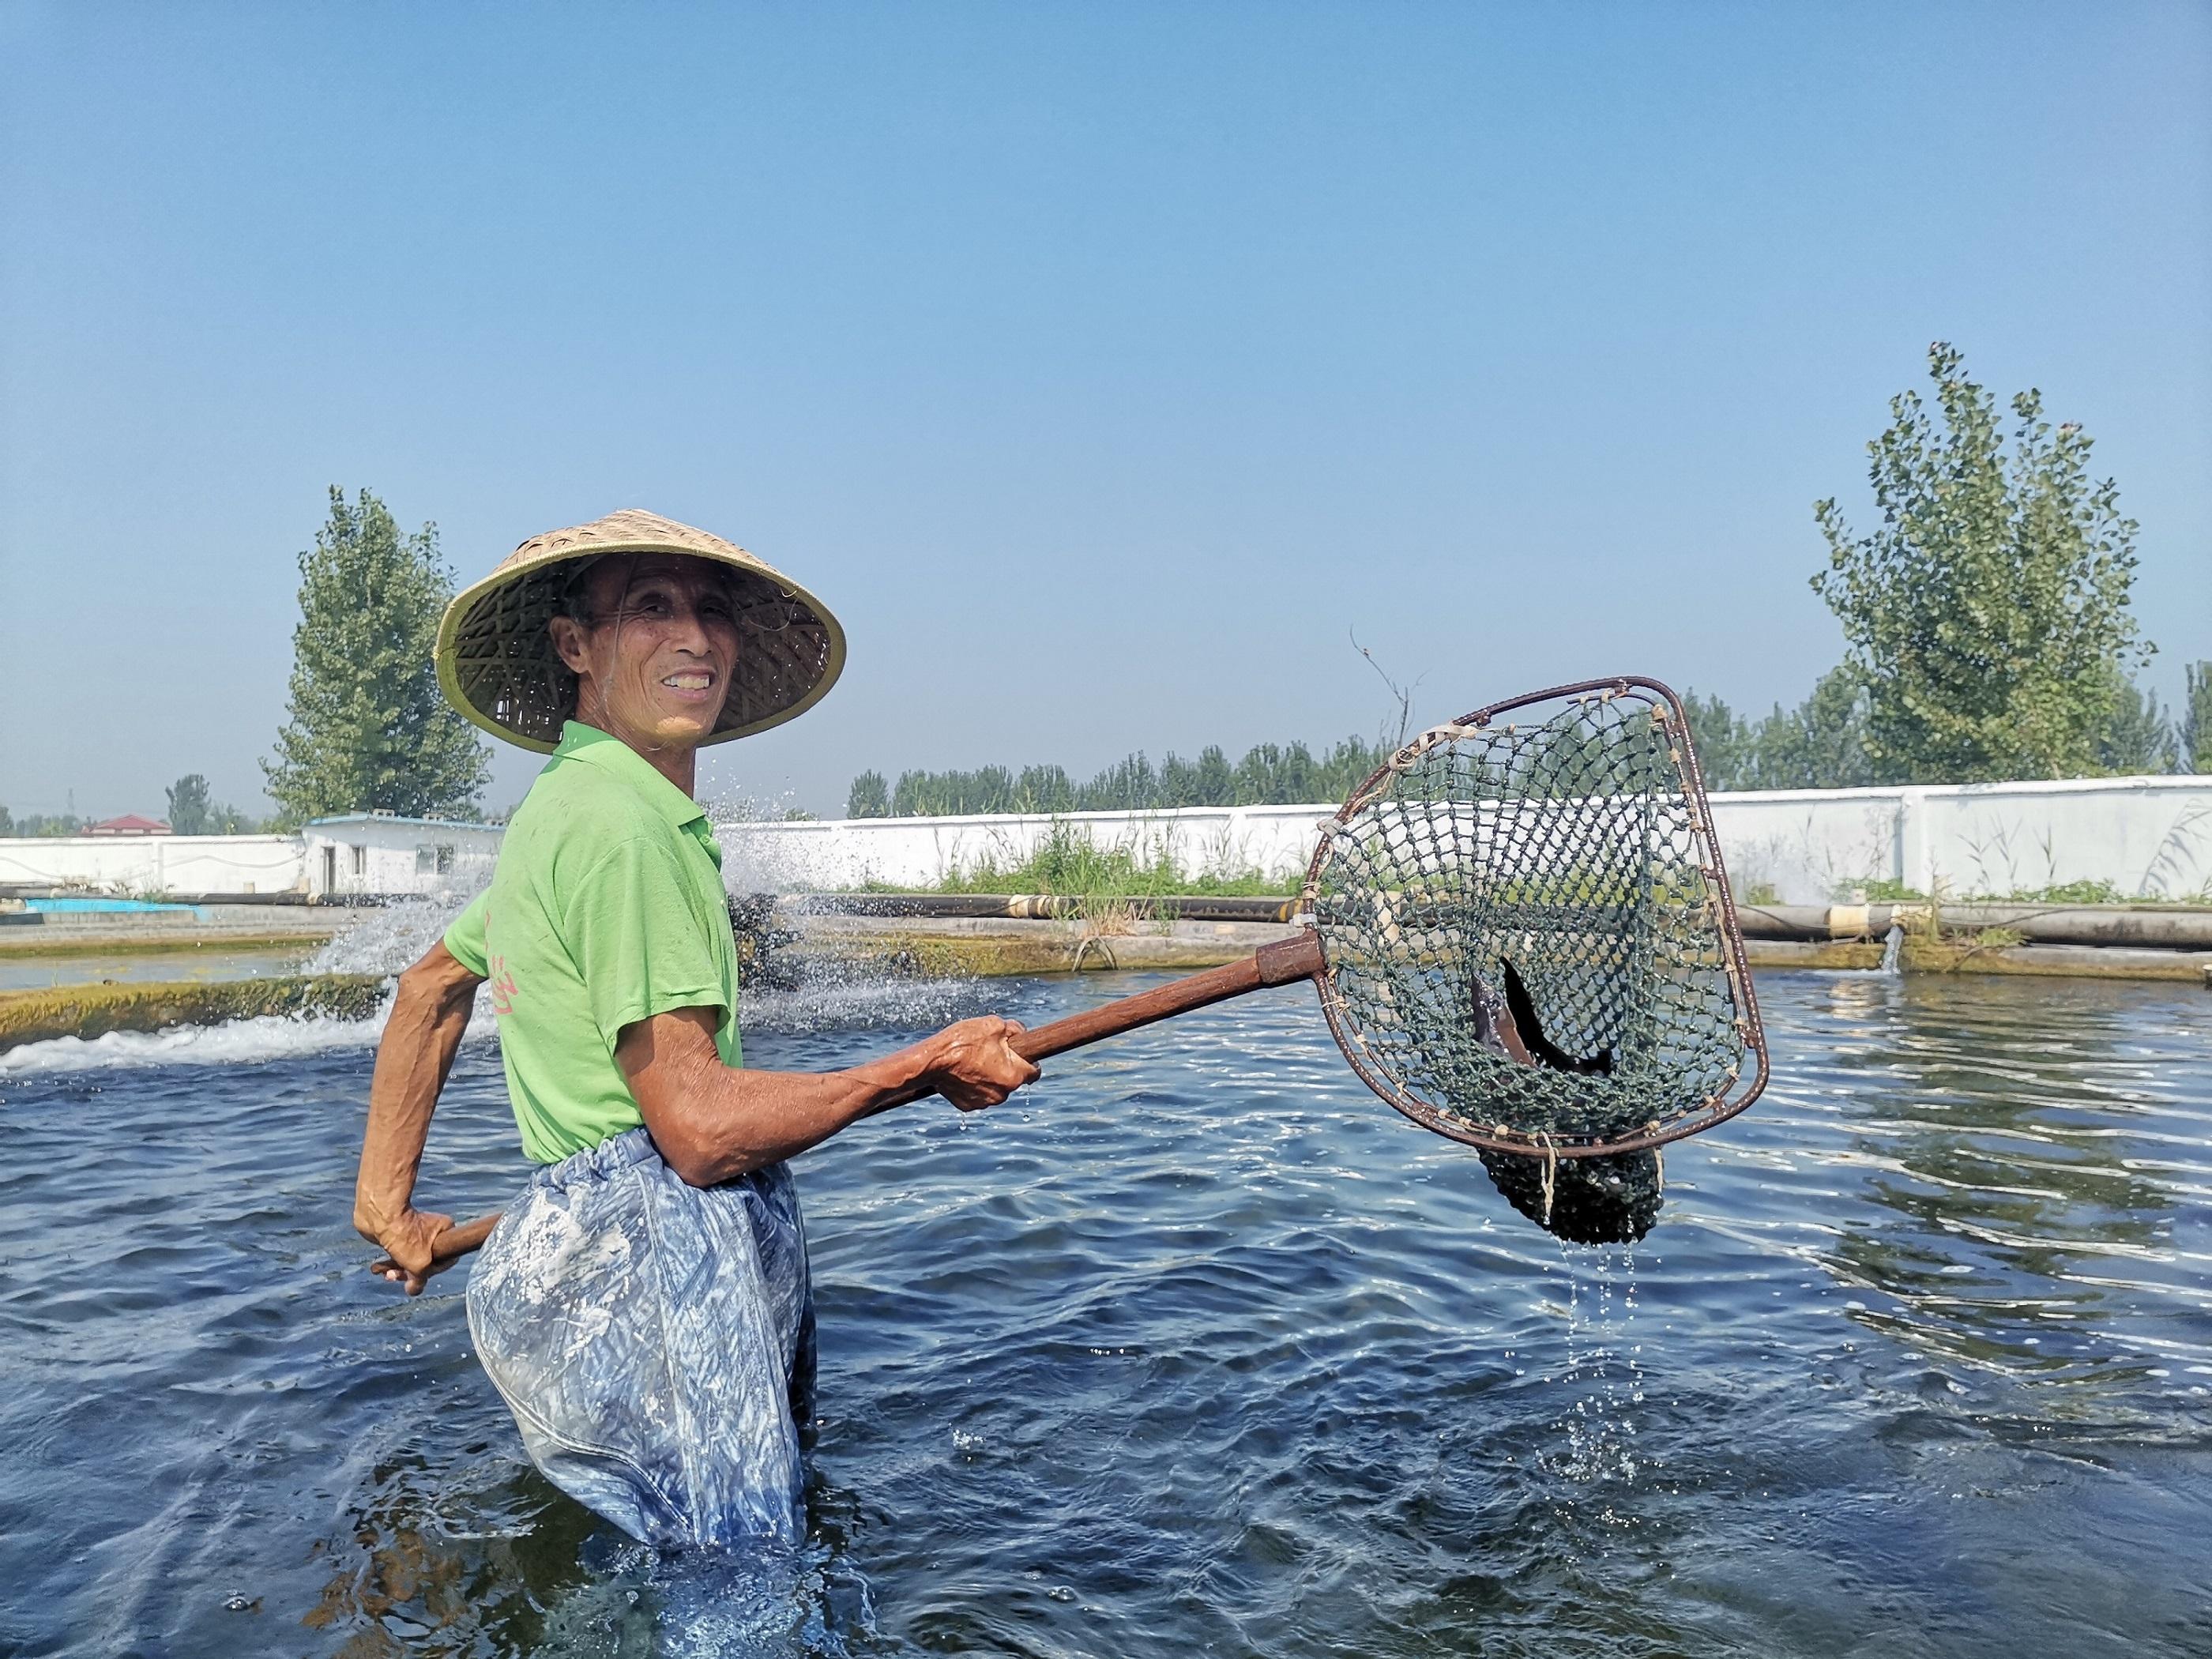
[354,509,1036,1548]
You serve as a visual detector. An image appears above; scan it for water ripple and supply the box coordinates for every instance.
[0,970,2207,1655]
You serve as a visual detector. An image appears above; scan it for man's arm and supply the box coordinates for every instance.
[618,1008,1040,1187]
[355,939,485,1293]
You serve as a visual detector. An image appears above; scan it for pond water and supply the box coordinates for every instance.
[1,969,2207,1657]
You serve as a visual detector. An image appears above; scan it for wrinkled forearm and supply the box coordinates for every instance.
[633,1031,940,1187]
[354,946,482,1235]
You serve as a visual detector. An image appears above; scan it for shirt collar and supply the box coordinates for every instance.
[552,721,709,831]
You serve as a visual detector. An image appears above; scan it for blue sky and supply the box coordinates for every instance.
[3,1,2206,820]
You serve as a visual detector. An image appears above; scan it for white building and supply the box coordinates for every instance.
[301,814,503,900]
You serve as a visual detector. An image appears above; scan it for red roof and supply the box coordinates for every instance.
[87,814,172,836]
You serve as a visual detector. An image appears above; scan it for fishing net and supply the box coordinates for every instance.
[1303,678,1765,1242]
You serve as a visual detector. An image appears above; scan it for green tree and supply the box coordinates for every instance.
[1812,343,2146,782]
[1192,744,1236,805]
[1684,673,1875,792]
[2094,674,2176,775]
[0,804,13,836]
[849,732,1400,816]
[263,488,490,826]
[1750,667,1876,790]
[846,769,890,818]
[164,774,211,836]
[207,800,263,833]
[1680,692,1754,791]
[1013,765,1075,812]
[2182,661,2212,775]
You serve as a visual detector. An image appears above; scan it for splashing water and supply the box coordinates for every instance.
[704,793,836,895]
[1539,1245,1646,1525]
[303,891,485,978]
[0,1005,405,1075]
[1878,922,1905,976]
[2,882,991,1077]
[740,972,997,1037]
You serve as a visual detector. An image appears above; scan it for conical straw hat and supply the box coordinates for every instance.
[436,509,847,752]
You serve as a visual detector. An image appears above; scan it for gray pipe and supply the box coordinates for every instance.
[1739,901,2212,950]
[803,893,2211,948]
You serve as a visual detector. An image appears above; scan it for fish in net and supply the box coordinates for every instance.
[1304,678,1766,1243]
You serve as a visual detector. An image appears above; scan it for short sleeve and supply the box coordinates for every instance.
[443,889,491,976]
[563,836,726,1045]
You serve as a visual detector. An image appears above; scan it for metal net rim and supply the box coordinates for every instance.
[1295,673,1770,1159]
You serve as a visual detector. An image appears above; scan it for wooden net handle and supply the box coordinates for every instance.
[423,931,1324,1267]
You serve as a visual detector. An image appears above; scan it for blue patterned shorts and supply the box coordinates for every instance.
[466,1128,816,1548]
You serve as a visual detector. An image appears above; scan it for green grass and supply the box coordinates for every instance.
[1852,878,1928,903]
[1993,878,2124,905]
[1837,875,2210,906]
[864,822,1300,902]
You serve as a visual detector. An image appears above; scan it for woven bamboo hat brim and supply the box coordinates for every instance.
[435,509,847,753]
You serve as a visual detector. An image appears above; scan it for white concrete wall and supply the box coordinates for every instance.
[1709,776,2212,902]
[711,805,1334,893]
[715,775,2212,905]
[0,835,306,897]
[6,777,2206,905]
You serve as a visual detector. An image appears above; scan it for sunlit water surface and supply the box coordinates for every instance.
[2,970,2207,1657]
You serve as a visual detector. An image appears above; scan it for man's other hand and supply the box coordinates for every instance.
[924,1016,1040,1111]
[358,1205,458,1296]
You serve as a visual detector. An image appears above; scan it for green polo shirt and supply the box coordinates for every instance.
[443,720,742,1164]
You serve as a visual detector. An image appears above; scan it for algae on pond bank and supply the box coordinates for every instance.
[0,974,389,1052]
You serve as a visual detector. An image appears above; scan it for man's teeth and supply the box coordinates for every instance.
[663,673,713,690]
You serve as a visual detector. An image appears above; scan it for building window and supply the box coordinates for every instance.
[416,843,456,875]
[351,845,367,878]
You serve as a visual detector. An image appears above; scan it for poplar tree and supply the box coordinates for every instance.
[1812,344,2146,782]
[1680,693,1753,791]
[2094,675,2176,774]
[263,488,490,826]
[164,774,211,836]
[2183,662,2212,775]
[845,770,890,818]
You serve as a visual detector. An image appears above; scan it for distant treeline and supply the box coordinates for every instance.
[0,777,270,839]
[0,811,100,838]
[1681,672,1875,792]
[1684,664,2210,793]
[848,661,2212,819]
[845,735,1399,818]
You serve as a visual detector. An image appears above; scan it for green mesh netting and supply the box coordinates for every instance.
[1306,679,1763,1169]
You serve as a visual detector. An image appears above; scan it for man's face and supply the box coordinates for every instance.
[547,554,741,753]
